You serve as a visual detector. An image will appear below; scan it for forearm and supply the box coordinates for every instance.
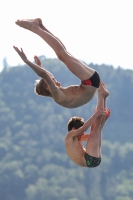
[72,114,98,138]
[83,114,98,132]
[25,60,47,78]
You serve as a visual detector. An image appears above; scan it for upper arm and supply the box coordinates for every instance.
[65,127,85,139]
[42,72,59,96]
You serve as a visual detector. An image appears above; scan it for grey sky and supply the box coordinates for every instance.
[1,0,133,71]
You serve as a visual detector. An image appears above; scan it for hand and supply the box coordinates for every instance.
[95,107,105,118]
[34,56,42,67]
[13,46,28,63]
[34,56,55,80]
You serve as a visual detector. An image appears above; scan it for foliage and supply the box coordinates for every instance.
[0,58,133,200]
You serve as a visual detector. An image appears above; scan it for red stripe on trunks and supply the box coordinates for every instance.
[82,79,92,86]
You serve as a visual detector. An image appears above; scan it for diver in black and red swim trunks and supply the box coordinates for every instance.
[14,18,100,108]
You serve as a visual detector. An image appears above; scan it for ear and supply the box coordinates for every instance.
[46,86,49,90]
[72,127,75,130]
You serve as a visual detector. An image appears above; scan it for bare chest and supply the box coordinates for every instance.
[65,138,86,166]
[57,85,96,108]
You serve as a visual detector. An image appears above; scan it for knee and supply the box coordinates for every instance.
[56,49,67,62]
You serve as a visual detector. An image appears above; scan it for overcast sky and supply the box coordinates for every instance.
[1,0,133,71]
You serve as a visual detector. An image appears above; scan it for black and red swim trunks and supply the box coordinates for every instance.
[82,71,100,88]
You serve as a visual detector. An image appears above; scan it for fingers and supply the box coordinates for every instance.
[34,55,42,66]
[13,46,25,55]
[95,106,111,118]
[13,46,18,51]
[98,108,106,115]
[34,56,38,62]
[101,108,110,117]
[34,56,38,63]
[97,107,104,111]
[13,46,21,53]
[13,46,21,54]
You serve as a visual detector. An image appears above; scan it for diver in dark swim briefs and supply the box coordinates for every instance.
[13,18,100,108]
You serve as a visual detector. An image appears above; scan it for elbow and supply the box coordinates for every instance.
[82,125,88,132]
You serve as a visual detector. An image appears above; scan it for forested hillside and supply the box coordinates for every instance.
[0,57,133,200]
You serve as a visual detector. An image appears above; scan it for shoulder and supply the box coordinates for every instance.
[65,130,77,140]
[52,87,67,101]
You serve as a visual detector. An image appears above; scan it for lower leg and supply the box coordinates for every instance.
[91,82,109,130]
[96,81,109,110]
[93,82,109,146]
[98,108,110,148]
[16,19,66,57]
[35,18,67,50]
[86,82,109,157]
[16,19,96,80]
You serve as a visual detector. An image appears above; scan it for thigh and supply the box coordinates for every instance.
[62,52,95,80]
[86,133,101,158]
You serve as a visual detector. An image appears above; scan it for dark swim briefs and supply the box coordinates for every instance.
[84,152,101,168]
[81,71,100,88]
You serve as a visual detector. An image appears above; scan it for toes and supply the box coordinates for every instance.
[15,20,21,25]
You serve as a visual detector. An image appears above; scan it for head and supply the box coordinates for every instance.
[67,116,84,131]
[34,79,51,97]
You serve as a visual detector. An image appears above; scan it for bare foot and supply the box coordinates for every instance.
[23,18,45,30]
[15,19,39,31]
[98,81,109,97]
[35,18,44,29]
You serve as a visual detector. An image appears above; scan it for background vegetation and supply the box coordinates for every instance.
[0,57,133,200]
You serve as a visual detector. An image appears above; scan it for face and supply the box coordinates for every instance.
[44,71,60,87]
[40,79,48,89]
[40,77,60,88]
[39,78,60,94]
[37,79,51,96]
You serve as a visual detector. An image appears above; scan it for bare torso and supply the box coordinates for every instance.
[54,84,97,108]
[65,136,87,167]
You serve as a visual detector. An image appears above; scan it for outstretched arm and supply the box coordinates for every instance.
[14,46,50,79]
[34,55,54,79]
[13,46,58,90]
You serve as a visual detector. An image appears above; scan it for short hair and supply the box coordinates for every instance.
[34,79,51,97]
[67,116,84,131]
